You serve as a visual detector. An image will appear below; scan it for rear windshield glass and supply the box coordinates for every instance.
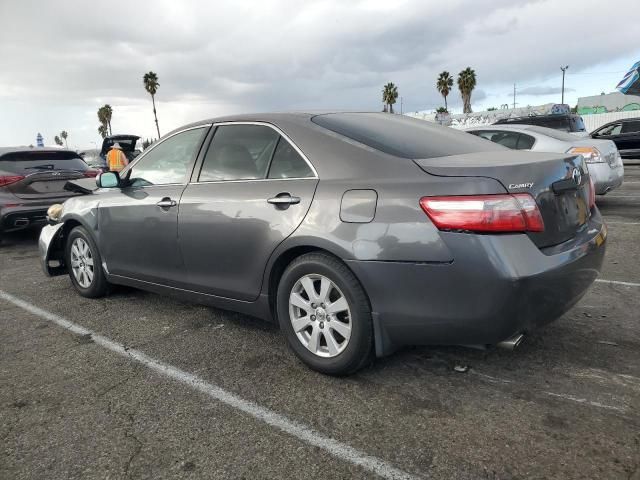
[526,126,578,141]
[497,116,571,131]
[311,113,503,159]
[0,150,88,173]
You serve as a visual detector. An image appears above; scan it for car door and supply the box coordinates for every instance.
[593,122,622,148]
[619,120,640,156]
[178,122,318,301]
[98,126,209,285]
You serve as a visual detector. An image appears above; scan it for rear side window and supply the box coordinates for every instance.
[570,116,586,132]
[622,121,640,133]
[534,116,571,131]
[199,125,279,181]
[0,151,88,174]
[267,138,314,179]
[516,134,535,150]
[311,113,502,159]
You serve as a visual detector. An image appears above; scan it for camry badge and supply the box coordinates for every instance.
[508,182,534,189]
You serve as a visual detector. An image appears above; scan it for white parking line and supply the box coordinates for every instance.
[605,221,640,225]
[0,290,420,480]
[596,279,640,287]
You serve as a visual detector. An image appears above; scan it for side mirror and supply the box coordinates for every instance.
[97,171,120,188]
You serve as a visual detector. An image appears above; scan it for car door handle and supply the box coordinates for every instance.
[267,194,301,206]
[156,198,177,208]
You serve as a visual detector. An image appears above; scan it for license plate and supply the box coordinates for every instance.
[31,180,68,193]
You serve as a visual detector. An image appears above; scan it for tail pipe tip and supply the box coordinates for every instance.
[496,333,525,350]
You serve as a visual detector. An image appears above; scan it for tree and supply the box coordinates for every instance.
[382,82,398,113]
[143,71,161,138]
[436,71,454,112]
[54,135,63,146]
[60,130,68,148]
[457,67,477,114]
[97,105,113,137]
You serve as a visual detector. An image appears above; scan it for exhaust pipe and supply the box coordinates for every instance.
[13,218,29,227]
[497,333,525,350]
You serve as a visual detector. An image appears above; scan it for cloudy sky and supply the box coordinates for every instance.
[1,0,638,148]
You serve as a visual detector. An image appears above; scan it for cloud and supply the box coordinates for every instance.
[517,86,576,96]
[0,0,638,146]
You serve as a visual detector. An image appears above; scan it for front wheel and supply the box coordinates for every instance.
[277,252,373,375]
[65,226,109,298]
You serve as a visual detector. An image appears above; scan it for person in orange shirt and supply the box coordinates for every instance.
[106,143,129,172]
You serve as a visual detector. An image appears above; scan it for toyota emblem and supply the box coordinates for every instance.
[571,167,582,186]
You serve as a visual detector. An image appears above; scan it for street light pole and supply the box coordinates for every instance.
[560,65,569,104]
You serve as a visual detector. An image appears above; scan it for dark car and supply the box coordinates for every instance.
[39,113,606,375]
[591,118,640,159]
[99,134,142,164]
[0,148,98,240]
[494,113,587,134]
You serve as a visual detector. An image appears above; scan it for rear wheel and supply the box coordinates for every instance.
[65,226,109,298]
[277,252,373,375]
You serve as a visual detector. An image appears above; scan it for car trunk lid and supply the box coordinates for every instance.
[414,150,592,248]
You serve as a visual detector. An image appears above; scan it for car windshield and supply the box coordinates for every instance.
[0,150,89,173]
[311,113,503,159]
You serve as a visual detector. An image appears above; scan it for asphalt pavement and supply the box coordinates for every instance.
[1,165,639,480]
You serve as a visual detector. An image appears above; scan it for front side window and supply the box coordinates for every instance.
[199,125,279,181]
[598,124,622,136]
[267,138,314,179]
[128,128,206,187]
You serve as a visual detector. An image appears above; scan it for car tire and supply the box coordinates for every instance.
[277,252,373,375]
[65,226,109,298]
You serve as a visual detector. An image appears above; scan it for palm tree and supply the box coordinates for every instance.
[97,105,113,136]
[98,124,108,139]
[103,105,113,136]
[60,130,68,148]
[143,71,161,138]
[382,82,399,113]
[457,67,477,114]
[54,135,63,146]
[436,71,454,112]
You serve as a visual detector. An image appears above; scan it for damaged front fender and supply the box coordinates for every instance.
[39,223,66,277]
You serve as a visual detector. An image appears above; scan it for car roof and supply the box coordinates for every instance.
[162,111,356,137]
[0,147,79,158]
[495,113,577,121]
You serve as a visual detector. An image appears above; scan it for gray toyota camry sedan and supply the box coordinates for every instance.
[40,113,607,375]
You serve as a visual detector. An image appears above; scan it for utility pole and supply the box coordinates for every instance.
[513,83,517,110]
[400,97,403,114]
[561,65,569,104]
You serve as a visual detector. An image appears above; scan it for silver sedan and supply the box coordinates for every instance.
[466,124,624,194]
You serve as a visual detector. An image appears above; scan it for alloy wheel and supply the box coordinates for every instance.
[70,237,94,288]
[289,274,352,358]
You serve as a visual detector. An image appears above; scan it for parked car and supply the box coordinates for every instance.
[591,118,640,159]
[0,147,98,240]
[466,124,624,194]
[494,113,587,136]
[39,113,606,375]
[99,135,142,164]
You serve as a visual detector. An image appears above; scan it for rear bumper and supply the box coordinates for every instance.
[347,211,607,356]
[589,162,624,195]
[1,196,74,233]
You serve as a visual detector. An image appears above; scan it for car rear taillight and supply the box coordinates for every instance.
[420,194,545,233]
[0,175,25,187]
[568,146,603,164]
[588,175,596,209]
[83,170,99,178]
